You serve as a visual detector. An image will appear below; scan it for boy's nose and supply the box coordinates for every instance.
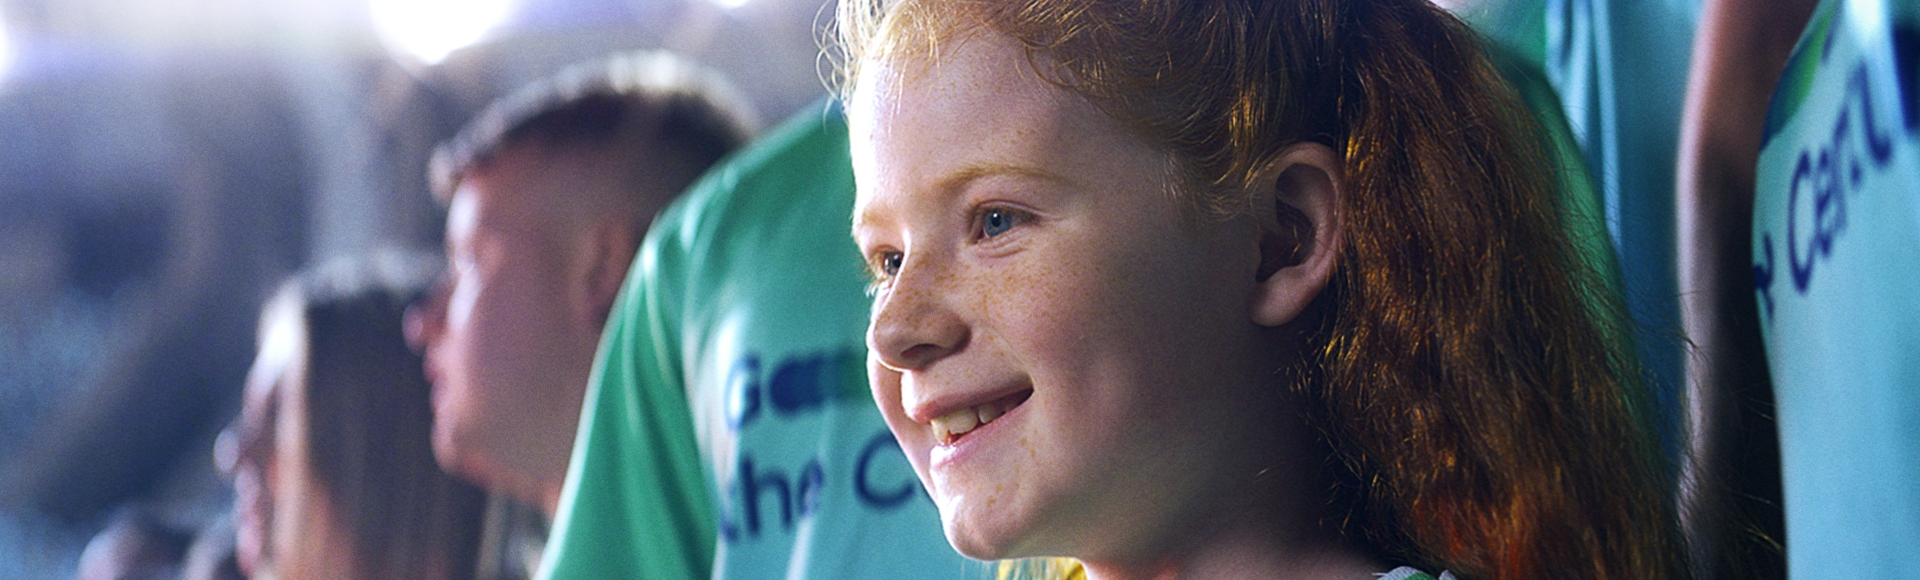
[403,279,450,354]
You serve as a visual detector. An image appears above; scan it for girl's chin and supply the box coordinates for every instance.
[943,527,1013,561]
[939,506,1040,562]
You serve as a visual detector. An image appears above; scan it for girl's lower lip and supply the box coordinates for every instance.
[928,396,1026,470]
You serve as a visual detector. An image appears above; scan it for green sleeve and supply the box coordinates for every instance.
[1459,0,1625,295]
[1482,41,1622,292]
[536,198,716,580]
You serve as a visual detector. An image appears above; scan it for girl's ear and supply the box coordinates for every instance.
[1250,142,1344,327]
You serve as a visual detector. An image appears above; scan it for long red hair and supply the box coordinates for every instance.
[837,1,1687,578]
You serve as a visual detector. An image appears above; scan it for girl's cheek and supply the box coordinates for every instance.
[868,360,917,442]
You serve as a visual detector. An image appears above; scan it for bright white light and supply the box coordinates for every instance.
[0,12,13,82]
[370,0,515,65]
[709,0,752,9]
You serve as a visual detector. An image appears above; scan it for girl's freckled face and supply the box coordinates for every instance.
[851,30,1282,562]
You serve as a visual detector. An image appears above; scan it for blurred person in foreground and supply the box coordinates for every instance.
[221,254,487,580]
[406,51,756,578]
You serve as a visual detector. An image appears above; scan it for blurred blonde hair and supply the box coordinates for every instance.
[996,559,1085,580]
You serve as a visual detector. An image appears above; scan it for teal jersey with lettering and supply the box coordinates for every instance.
[1752,0,1920,576]
[537,103,973,580]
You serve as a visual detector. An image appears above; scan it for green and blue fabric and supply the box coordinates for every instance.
[537,103,972,580]
[1752,0,1920,576]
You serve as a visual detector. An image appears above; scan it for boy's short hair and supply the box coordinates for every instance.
[429,50,759,203]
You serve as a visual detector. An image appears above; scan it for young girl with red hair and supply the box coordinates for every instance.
[840,1,1687,579]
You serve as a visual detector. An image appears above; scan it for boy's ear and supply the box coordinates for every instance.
[1250,142,1344,328]
[576,217,639,328]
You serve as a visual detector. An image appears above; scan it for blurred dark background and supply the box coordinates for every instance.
[0,0,831,576]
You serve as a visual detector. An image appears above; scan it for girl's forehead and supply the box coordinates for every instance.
[850,35,1151,198]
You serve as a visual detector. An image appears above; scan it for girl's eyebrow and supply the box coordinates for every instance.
[937,163,1070,192]
[853,163,1069,233]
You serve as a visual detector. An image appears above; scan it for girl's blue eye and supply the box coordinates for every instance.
[881,252,903,276]
[982,209,1016,237]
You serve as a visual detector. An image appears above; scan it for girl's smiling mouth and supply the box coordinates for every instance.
[930,388,1033,446]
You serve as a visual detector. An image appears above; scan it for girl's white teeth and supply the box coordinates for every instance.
[932,401,1006,444]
